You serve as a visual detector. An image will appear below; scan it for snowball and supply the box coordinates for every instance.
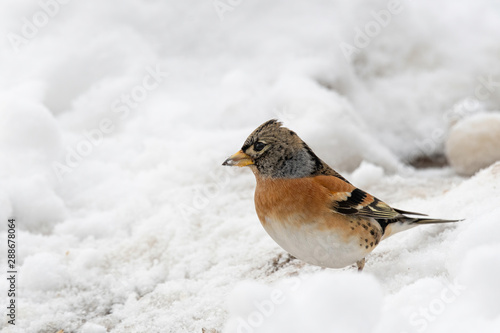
[446,113,500,176]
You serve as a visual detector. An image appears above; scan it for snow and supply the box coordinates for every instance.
[1,0,500,332]
[349,161,385,188]
[225,272,384,333]
[446,113,500,176]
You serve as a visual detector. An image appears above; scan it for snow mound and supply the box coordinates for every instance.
[224,272,383,333]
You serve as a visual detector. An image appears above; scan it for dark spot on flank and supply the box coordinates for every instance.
[365,245,369,249]
[357,222,361,225]
[351,227,354,230]
[362,225,368,230]
[370,242,374,247]
[365,239,368,242]
[359,244,362,247]
[289,130,296,136]
[350,220,353,223]
[370,230,375,235]
[375,240,379,245]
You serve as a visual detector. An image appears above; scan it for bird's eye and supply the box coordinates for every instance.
[254,141,266,152]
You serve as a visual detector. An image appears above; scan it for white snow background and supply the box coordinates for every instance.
[1,0,500,332]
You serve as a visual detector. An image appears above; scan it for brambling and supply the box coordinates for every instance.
[223,120,459,271]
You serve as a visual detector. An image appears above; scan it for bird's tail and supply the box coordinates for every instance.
[381,211,462,239]
[411,217,463,224]
[394,208,463,224]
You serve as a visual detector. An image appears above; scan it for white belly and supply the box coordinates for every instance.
[262,216,369,268]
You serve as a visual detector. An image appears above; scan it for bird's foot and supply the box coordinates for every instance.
[356,258,366,272]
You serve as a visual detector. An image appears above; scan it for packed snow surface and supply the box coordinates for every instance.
[1,0,500,332]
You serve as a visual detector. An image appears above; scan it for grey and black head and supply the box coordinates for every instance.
[225,119,326,178]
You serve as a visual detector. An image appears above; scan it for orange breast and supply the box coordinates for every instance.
[254,177,329,226]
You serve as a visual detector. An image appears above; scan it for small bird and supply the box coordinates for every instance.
[223,119,459,271]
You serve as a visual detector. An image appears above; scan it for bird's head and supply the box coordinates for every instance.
[222,119,320,178]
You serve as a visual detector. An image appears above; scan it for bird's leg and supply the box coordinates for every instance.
[356,258,365,272]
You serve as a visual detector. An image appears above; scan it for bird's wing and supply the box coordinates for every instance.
[313,175,402,220]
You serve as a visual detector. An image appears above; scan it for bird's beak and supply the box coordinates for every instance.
[222,150,254,167]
